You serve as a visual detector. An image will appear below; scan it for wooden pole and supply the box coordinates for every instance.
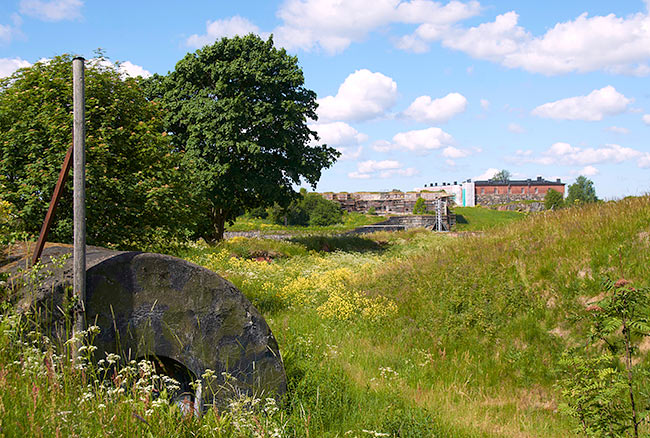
[73,57,86,345]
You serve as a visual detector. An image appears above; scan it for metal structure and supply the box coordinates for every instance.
[72,57,86,342]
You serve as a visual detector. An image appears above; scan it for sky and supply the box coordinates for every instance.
[2,0,650,199]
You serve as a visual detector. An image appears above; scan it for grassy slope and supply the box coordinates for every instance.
[453,206,525,231]
[226,212,386,234]
[184,196,650,437]
[1,197,649,437]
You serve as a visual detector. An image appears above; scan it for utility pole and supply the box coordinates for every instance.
[73,57,86,348]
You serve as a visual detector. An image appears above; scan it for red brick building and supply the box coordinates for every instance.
[474,177,565,206]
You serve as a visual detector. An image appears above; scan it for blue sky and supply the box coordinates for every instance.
[2,0,650,198]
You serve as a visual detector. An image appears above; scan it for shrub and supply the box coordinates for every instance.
[544,189,564,210]
[413,197,427,214]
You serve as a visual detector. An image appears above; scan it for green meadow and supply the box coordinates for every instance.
[1,199,649,437]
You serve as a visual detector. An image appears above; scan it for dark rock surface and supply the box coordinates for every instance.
[1,244,286,406]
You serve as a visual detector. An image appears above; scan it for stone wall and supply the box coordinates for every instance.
[475,193,545,206]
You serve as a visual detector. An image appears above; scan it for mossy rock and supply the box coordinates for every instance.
[1,244,286,407]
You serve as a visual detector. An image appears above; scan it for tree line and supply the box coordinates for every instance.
[0,35,340,248]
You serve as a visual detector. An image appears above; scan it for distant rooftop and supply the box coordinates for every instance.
[474,177,564,186]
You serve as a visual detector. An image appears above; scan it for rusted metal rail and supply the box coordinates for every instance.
[31,145,73,266]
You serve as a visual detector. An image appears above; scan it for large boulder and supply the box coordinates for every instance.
[1,243,286,408]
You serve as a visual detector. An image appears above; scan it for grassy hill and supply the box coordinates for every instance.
[1,196,649,436]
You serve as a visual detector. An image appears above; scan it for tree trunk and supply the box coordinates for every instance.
[212,207,227,242]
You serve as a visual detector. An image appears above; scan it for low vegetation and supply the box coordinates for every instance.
[1,196,649,437]
[453,206,525,231]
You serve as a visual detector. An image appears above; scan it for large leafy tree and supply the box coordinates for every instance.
[149,35,339,241]
[0,54,190,248]
[567,175,598,205]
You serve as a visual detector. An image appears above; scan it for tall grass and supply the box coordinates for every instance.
[2,196,649,436]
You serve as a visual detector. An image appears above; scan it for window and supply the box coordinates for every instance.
[521,187,525,194]
[494,188,497,194]
[481,188,485,194]
[535,187,539,194]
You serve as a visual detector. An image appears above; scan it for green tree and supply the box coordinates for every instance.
[412,197,427,214]
[567,176,598,205]
[489,169,511,182]
[303,193,343,226]
[149,35,339,241]
[544,188,564,210]
[0,54,190,248]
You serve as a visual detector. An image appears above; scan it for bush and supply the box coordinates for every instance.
[413,197,427,214]
[269,193,343,227]
[544,189,564,210]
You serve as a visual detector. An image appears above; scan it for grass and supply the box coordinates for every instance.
[225,212,386,234]
[2,196,650,436]
[453,206,526,231]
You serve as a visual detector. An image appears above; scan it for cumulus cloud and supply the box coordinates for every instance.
[441,146,470,158]
[19,0,83,21]
[508,122,525,133]
[118,61,151,78]
[309,121,367,160]
[274,0,480,54]
[473,168,500,180]
[532,86,631,121]
[186,16,263,48]
[578,165,599,176]
[373,127,454,154]
[513,142,650,168]
[349,159,418,179]
[0,57,31,78]
[317,69,397,122]
[403,92,467,123]
[643,114,650,125]
[606,126,630,134]
[398,5,650,76]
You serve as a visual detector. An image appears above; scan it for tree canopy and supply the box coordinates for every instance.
[0,54,190,248]
[567,176,598,205]
[544,188,564,210]
[149,35,339,240]
[489,169,511,182]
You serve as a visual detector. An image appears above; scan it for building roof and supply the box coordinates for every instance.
[474,177,564,186]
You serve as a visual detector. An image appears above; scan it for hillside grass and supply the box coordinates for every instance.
[453,206,525,231]
[1,196,650,436]
[226,212,386,234]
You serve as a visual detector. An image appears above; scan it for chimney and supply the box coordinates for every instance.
[537,176,542,181]
[434,182,437,186]
[453,181,457,185]
[556,178,561,183]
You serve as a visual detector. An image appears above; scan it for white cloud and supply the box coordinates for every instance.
[19,0,83,21]
[441,146,470,158]
[0,57,31,78]
[606,126,629,134]
[643,114,650,125]
[514,142,650,168]
[480,99,490,110]
[118,61,151,79]
[309,121,367,161]
[186,16,262,48]
[373,127,454,154]
[399,5,650,76]
[275,0,481,54]
[403,92,467,123]
[349,159,418,179]
[532,86,631,121]
[508,122,525,133]
[578,165,599,176]
[473,168,500,180]
[317,69,397,122]
[308,121,368,146]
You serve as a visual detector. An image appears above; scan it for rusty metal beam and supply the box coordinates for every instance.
[31,145,73,266]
